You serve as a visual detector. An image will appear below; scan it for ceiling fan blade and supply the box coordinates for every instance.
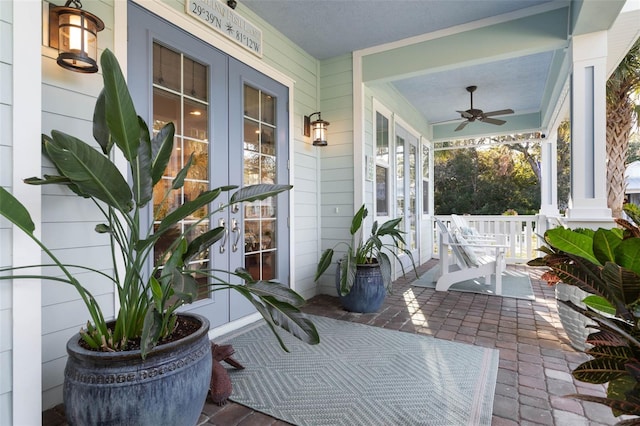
[481,117,506,126]
[454,121,469,131]
[456,110,473,119]
[483,109,514,117]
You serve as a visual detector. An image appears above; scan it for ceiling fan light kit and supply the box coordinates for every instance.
[454,85,514,131]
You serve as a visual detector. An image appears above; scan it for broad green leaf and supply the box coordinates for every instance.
[101,49,140,163]
[36,135,91,199]
[377,217,402,236]
[172,153,193,190]
[545,227,600,265]
[229,184,292,204]
[95,224,110,233]
[46,131,133,212]
[133,117,153,207]
[262,297,320,345]
[593,228,622,264]
[183,227,225,264]
[151,122,175,185]
[156,188,223,235]
[24,175,73,186]
[378,252,392,292]
[140,308,163,359]
[92,89,112,154]
[227,284,320,351]
[350,204,367,235]
[0,187,35,234]
[245,280,306,307]
[170,269,197,304]
[149,276,163,309]
[583,295,616,315]
[314,249,334,281]
[615,238,640,276]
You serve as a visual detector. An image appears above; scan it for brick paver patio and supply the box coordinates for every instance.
[43,260,624,426]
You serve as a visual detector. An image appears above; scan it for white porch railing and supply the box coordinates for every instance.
[432,215,553,264]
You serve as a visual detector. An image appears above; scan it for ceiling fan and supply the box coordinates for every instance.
[455,85,514,131]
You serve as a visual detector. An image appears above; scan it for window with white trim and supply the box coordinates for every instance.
[375,111,390,216]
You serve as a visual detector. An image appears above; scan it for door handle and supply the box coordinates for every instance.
[219,218,228,253]
[231,218,241,252]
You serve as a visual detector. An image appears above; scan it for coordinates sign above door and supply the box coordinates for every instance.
[186,0,263,57]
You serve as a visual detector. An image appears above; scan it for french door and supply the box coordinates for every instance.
[394,123,419,271]
[127,3,290,329]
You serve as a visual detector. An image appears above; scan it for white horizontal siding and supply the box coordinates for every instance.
[42,195,105,223]
[39,0,115,410]
[42,294,115,336]
[42,272,115,307]
[0,0,12,422]
[0,347,11,394]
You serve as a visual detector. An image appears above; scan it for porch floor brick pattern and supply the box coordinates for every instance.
[43,260,623,426]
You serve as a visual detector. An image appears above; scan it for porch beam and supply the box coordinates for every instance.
[362,8,569,84]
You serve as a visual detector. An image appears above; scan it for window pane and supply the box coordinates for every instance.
[152,42,210,301]
[261,92,275,124]
[244,86,259,119]
[244,118,259,152]
[422,145,429,214]
[376,112,389,164]
[183,57,207,101]
[376,166,388,215]
[184,99,207,141]
[153,43,180,91]
[153,89,182,134]
[243,84,280,281]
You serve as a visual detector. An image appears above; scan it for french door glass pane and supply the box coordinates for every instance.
[396,136,405,251]
[422,144,429,214]
[151,42,210,301]
[409,144,417,250]
[243,83,278,281]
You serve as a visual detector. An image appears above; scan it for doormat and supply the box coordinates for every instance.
[219,315,499,426]
[412,265,535,300]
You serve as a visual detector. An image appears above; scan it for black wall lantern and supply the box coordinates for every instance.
[304,112,329,147]
[49,0,105,73]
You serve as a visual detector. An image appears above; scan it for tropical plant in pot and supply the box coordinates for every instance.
[314,204,418,313]
[0,49,318,426]
[528,204,640,423]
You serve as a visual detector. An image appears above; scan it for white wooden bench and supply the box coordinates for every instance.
[434,218,508,295]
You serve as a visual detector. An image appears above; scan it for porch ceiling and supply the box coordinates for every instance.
[241,0,639,141]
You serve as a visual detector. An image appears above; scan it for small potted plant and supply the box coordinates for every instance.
[528,204,640,421]
[315,204,418,313]
[0,49,319,426]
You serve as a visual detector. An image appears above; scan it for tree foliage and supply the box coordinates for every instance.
[434,145,540,215]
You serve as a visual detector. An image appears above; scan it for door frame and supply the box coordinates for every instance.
[393,116,421,274]
[118,0,297,295]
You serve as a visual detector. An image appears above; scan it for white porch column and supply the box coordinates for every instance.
[12,0,42,424]
[539,132,559,217]
[537,130,560,235]
[565,31,614,230]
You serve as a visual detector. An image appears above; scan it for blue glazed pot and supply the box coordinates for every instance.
[335,261,386,313]
[63,313,212,426]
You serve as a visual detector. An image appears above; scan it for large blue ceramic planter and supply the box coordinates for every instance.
[336,261,386,313]
[63,313,212,426]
